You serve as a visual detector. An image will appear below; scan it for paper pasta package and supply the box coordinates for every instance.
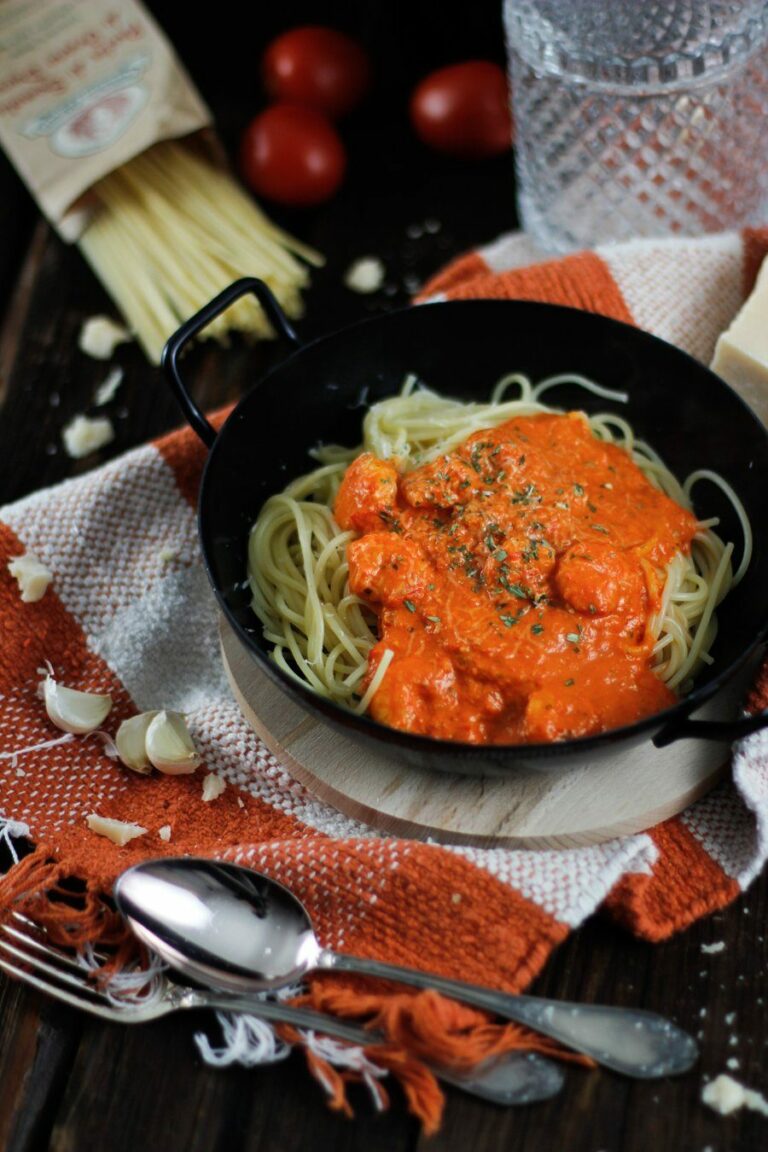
[0,0,322,361]
[0,0,211,238]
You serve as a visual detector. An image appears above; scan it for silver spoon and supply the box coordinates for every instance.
[114,857,698,1079]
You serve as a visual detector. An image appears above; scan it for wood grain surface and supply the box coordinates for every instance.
[1,5,767,1151]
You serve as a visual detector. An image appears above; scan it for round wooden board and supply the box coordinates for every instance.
[219,617,740,849]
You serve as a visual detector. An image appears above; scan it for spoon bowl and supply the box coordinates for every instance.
[114,856,699,1079]
[116,858,319,991]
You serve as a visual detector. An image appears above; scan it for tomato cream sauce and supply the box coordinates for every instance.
[333,412,699,743]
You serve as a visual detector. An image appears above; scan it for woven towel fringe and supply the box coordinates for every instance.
[194,1011,292,1067]
[264,978,599,1134]
[76,941,168,1007]
[300,982,595,1071]
[0,814,30,865]
[278,1021,444,1134]
[0,843,141,978]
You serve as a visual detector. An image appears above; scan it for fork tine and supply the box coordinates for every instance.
[11,912,112,966]
[0,934,114,1003]
[2,922,93,976]
[0,956,124,1021]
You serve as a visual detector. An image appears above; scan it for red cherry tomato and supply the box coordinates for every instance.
[409,61,513,159]
[240,103,346,207]
[262,26,371,119]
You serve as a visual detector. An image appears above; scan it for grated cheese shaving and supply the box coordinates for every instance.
[7,552,53,602]
[94,366,124,406]
[86,814,148,846]
[343,256,385,294]
[702,1074,768,1117]
[62,414,114,459]
[79,315,131,360]
[201,774,226,802]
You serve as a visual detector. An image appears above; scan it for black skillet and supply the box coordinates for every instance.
[163,277,768,775]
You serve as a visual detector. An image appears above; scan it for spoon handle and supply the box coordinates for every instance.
[320,952,697,1079]
[193,990,564,1105]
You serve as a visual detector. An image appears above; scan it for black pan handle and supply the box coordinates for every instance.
[654,709,768,748]
[161,277,303,448]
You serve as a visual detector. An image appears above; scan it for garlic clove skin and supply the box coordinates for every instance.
[145,710,199,775]
[115,712,159,774]
[43,675,112,734]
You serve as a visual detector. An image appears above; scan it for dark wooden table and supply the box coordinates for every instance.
[1,5,766,1149]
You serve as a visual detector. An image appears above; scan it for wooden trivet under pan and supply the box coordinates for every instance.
[219,617,740,850]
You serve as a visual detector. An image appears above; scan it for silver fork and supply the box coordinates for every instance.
[0,913,564,1106]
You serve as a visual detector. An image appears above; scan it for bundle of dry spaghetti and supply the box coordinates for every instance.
[77,139,323,363]
[0,0,322,363]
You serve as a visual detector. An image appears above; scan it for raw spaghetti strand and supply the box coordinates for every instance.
[78,140,323,363]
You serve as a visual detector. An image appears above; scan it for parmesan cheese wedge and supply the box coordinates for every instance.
[711,257,768,425]
[86,814,148,846]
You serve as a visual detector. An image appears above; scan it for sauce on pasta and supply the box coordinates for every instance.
[334,410,699,743]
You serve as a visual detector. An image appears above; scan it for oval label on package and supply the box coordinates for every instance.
[51,85,148,157]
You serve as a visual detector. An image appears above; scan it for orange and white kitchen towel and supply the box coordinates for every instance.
[1,226,768,1132]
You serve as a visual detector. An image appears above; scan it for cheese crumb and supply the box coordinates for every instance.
[158,824,172,842]
[7,553,53,602]
[63,414,114,458]
[344,256,385,294]
[86,814,147,846]
[94,367,124,406]
[202,774,226,802]
[701,941,726,954]
[702,1074,768,1117]
[158,547,179,563]
[79,315,130,360]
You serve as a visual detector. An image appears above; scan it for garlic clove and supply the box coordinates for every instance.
[115,711,159,774]
[43,674,112,734]
[145,710,199,775]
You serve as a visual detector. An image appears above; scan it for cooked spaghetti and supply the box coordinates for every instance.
[248,375,750,744]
